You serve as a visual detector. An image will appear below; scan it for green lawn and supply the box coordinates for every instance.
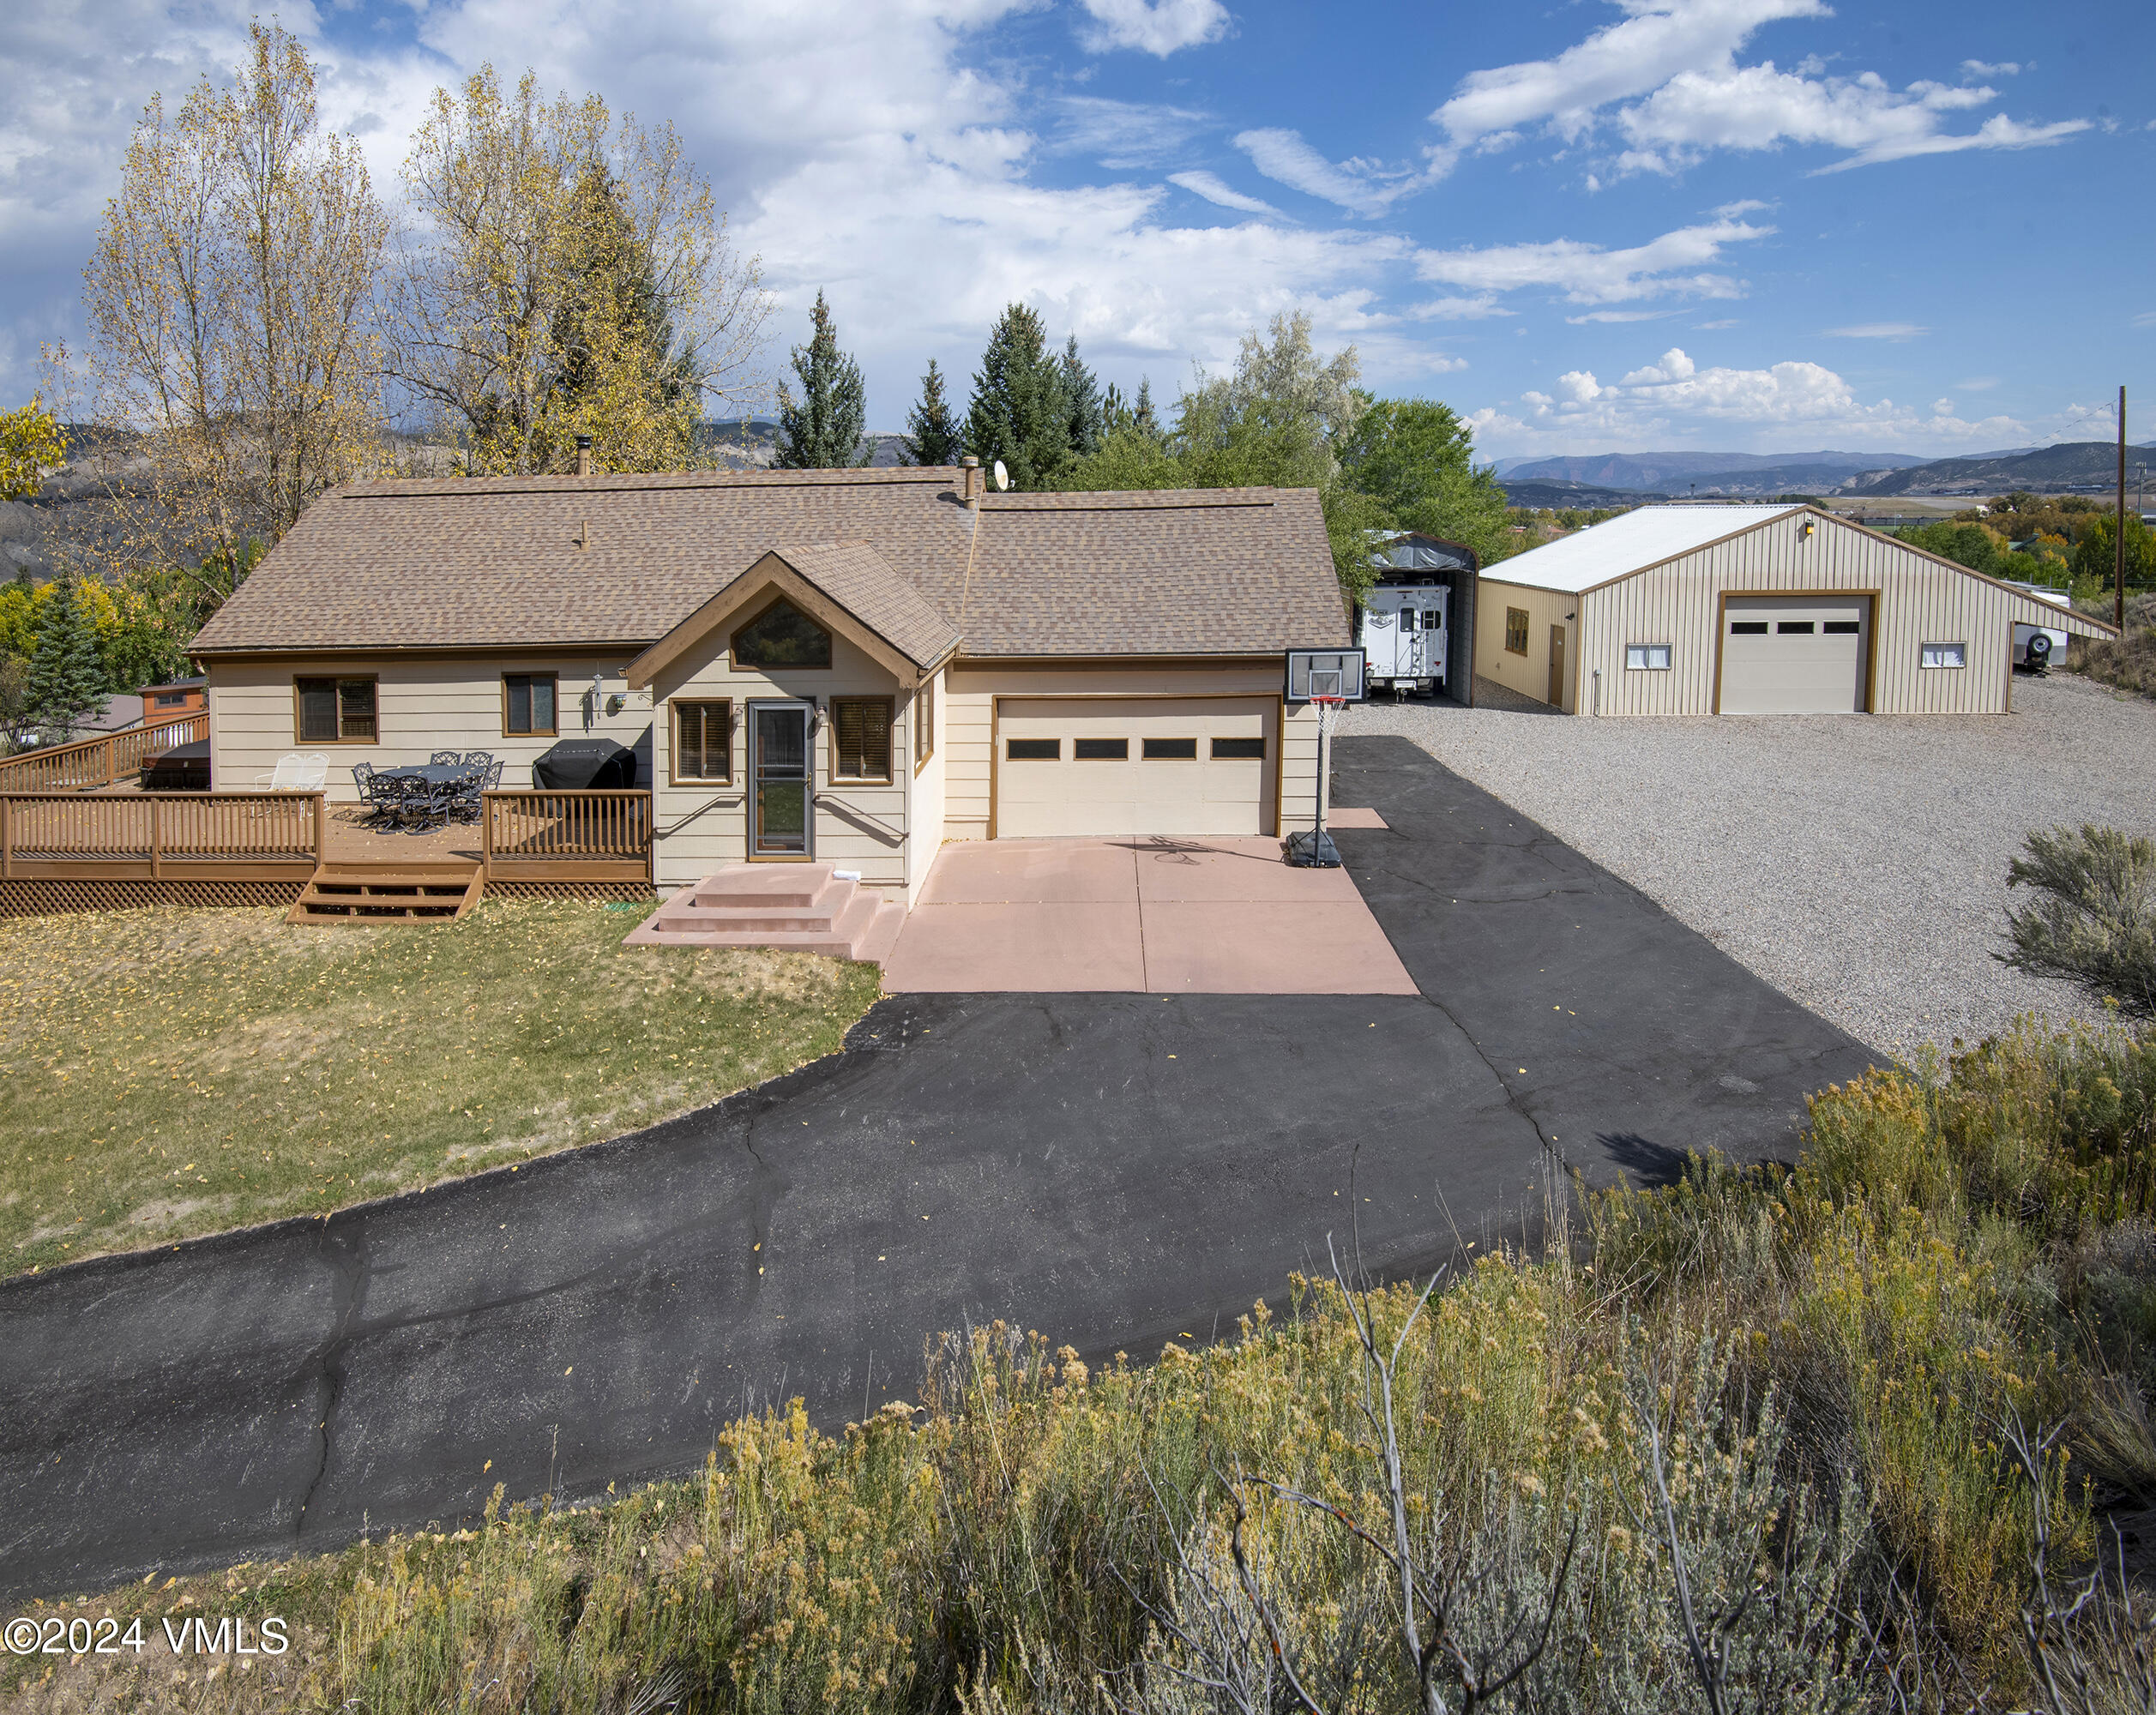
[0,899,882,1276]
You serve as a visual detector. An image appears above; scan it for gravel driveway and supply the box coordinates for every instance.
[1341,671,2156,1057]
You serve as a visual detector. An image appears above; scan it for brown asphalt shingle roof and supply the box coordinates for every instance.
[187,467,1348,659]
[758,542,960,670]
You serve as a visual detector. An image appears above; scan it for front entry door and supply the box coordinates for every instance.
[1548,625,1567,707]
[750,702,813,857]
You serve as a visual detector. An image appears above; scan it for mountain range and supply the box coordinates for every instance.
[1492,442,2147,502]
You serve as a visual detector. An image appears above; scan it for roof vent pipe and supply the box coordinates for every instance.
[961,454,981,509]
[575,434,593,478]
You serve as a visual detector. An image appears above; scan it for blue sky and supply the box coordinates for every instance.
[6,0,2151,460]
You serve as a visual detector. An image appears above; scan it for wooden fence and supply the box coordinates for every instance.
[482,790,652,883]
[0,791,325,880]
[0,714,208,793]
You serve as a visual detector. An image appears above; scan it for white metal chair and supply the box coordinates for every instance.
[254,753,329,791]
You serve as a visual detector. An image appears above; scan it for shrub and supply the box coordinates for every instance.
[2001,826,2156,1018]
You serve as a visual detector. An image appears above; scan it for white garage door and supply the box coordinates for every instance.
[1720,595,1870,714]
[995,697,1276,837]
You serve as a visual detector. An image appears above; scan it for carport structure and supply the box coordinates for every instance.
[1476,503,2117,716]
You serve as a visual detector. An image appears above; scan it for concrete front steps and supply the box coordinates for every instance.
[623,863,906,966]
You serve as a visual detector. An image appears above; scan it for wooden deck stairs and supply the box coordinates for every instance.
[623,863,905,965]
[287,858,485,924]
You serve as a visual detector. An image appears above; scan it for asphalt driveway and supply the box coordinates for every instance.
[0,735,1876,1602]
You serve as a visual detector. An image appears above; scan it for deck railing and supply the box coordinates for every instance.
[0,713,208,793]
[481,790,651,883]
[0,791,325,880]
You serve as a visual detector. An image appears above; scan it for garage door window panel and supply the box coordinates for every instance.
[1142,737,1199,760]
[1007,738,1060,761]
[1074,737,1128,760]
[1626,644,1672,671]
[832,697,893,781]
[1920,642,1967,670]
[1212,737,1265,760]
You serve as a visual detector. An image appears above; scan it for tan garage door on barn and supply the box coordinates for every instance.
[994,697,1277,837]
[1719,595,1872,714]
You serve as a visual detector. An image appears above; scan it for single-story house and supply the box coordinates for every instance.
[1475,503,2117,715]
[185,461,1348,902]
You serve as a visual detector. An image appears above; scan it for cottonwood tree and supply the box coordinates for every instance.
[898,358,961,466]
[1337,399,1515,572]
[774,292,869,469]
[0,400,66,500]
[76,23,389,609]
[388,66,772,474]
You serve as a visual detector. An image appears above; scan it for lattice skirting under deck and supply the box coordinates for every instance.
[482,882,656,903]
[0,878,307,918]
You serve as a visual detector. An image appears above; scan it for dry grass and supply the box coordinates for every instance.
[0,900,881,1275]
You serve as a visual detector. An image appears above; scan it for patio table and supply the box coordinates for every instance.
[375,764,470,785]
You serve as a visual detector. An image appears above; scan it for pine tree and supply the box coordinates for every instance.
[26,575,110,738]
[1059,335,1105,460]
[1103,376,1163,443]
[774,291,870,469]
[964,304,1069,490]
[898,358,962,466]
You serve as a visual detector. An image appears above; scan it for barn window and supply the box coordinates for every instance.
[1920,642,1966,670]
[1625,644,1672,671]
[1504,608,1529,655]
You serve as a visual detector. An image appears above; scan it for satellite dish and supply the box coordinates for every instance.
[992,460,1009,492]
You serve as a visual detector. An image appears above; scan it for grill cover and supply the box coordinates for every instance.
[532,740,637,790]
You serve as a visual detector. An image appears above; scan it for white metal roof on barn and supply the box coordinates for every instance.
[1482,503,1803,594]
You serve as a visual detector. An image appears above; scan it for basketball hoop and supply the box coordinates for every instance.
[1288,695,1350,869]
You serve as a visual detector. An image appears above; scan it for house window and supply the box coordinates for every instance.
[1074,737,1128,760]
[152,691,190,708]
[294,677,376,743]
[503,673,557,736]
[1006,738,1059,760]
[1625,644,1672,671]
[673,700,732,782]
[832,697,893,781]
[732,598,832,668]
[1142,737,1198,760]
[1920,641,1967,670]
[1504,608,1529,655]
[1212,737,1266,760]
[913,676,935,767]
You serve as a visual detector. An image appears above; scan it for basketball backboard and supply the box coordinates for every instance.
[1285,648,1367,703]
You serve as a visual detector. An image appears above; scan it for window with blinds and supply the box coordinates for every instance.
[673,700,732,781]
[294,677,376,743]
[831,698,893,781]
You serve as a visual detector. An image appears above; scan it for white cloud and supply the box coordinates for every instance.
[1427,0,2087,177]
[1955,376,1999,391]
[1050,96,1212,169]
[1165,170,1278,215]
[1822,322,1928,340]
[1695,317,1740,328]
[1566,308,1678,323]
[1406,296,1511,320]
[1962,59,2020,76]
[1414,216,1771,304]
[1074,0,1231,57]
[1470,344,2058,458]
[1233,127,1447,215]
[2135,310,2156,329]
[1433,0,1828,145]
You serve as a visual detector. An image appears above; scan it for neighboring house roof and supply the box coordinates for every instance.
[1484,504,1802,594]
[79,694,144,734]
[188,467,1348,660]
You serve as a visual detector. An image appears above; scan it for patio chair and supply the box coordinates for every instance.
[461,750,494,769]
[254,753,329,791]
[430,749,462,766]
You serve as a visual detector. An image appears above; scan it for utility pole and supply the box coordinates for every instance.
[2118,386,2128,634]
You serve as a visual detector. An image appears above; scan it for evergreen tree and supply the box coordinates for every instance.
[26,575,109,737]
[1132,376,1161,442]
[1059,334,1105,460]
[774,291,870,469]
[964,304,1069,490]
[1103,376,1163,443]
[898,358,963,466]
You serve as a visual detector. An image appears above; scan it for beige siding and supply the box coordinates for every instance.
[943,662,1322,839]
[1475,581,1578,711]
[206,654,657,799]
[1579,510,2084,717]
[904,667,947,910]
[649,629,907,894]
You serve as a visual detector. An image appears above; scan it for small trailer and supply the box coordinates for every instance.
[1356,533,1478,699]
[1358,583,1449,696]
[2003,581,2074,671]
